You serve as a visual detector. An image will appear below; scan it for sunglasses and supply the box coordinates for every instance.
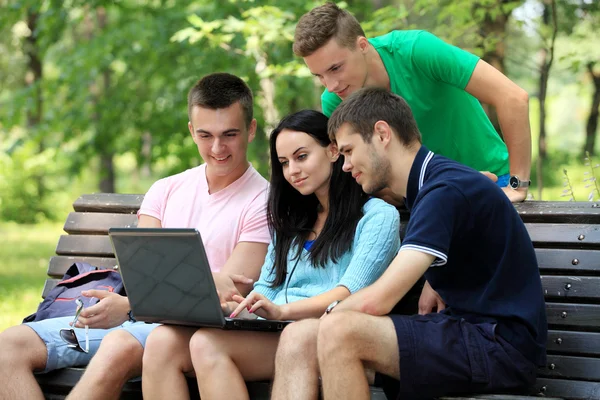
[59,299,89,353]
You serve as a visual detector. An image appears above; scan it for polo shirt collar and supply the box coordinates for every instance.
[405,145,434,210]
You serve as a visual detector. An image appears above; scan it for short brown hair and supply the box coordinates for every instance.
[187,73,253,127]
[328,87,422,146]
[293,2,365,57]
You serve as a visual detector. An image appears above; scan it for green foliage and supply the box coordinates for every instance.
[0,222,62,332]
[0,128,67,222]
[408,0,523,54]
[1,0,600,223]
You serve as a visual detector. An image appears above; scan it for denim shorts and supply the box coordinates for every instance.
[23,317,159,373]
[375,312,537,399]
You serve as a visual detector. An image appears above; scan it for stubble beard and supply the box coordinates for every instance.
[365,150,391,195]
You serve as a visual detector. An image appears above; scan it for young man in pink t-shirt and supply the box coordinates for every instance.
[0,73,270,400]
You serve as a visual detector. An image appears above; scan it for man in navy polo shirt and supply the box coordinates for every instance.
[315,87,547,399]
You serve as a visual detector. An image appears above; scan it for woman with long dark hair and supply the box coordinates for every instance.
[142,110,400,400]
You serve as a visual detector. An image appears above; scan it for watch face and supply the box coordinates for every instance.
[509,176,519,189]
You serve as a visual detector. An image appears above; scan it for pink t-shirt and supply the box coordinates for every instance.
[138,164,270,272]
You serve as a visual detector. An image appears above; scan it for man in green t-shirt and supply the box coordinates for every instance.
[293,3,532,204]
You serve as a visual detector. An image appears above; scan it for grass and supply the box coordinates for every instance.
[0,222,63,332]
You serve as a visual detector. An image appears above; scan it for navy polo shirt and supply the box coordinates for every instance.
[402,146,547,366]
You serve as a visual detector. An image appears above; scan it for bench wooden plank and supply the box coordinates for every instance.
[56,235,113,257]
[539,355,600,381]
[63,212,138,234]
[514,201,600,224]
[72,194,144,214]
[536,249,600,273]
[48,256,117,277]
[42,279,60,299]
[541,276,600,300]
[546,303,600,329]
[526,224,600,248]
[535,378,600,399]
[547,330,600,356]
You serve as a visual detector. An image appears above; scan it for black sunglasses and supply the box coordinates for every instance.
[59,299,89,353]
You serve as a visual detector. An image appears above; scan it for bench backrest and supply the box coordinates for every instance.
[43,194,600,400]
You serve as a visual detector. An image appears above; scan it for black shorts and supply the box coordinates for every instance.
[375,312,537,400]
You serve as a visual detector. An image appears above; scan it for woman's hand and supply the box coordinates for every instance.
[230,292,285,320]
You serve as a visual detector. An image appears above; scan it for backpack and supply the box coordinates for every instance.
[23,262,125,323]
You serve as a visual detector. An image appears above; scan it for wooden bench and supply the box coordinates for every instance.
[34,194,600,399]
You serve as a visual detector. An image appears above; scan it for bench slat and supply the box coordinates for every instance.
[539,355,600,381]
[48,256,117,277]
[514,201,600,223]
[72,194,144,213]
[42,279,60,299]
[535,377,600,400]
[536,249,600,273]
[546,303,600,329]
[56,235,113,257]
[63,212,138,234]
[547,330,600,356]
[541,276,600,300]
[526,224,600,248]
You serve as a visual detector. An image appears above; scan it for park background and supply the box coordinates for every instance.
[1,0,599,331]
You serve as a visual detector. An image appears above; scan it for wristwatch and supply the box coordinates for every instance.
[325,300,341,314]
[509,175,530,190]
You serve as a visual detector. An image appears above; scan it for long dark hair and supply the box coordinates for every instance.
[267,109,369,287]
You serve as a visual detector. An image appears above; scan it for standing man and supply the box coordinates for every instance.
[294,2,532,203]
[311,87,546,399]
[0,73,271,400]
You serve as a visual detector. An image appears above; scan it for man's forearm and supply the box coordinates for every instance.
[497,95,532,181]
[334,250,434,316]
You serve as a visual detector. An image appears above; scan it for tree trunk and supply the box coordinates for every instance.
[584,62,600,156]
[535,0,557,200]
[25,8,45,200]
[99,152,116,193]
[538,51,549,162]
[92,7,116,193]
[98,65,115,193]
[475,0,521,136]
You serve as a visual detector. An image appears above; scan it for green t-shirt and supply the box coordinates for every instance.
[322,30,509,176]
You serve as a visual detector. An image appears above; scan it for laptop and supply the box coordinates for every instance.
[108,228,290,332]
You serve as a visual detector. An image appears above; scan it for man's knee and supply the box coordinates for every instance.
[277,319,319,360]
[90,329,142,372]
[317,311,364,357]
[0,325,47,372]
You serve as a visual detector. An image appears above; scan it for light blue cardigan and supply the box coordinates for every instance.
[253,198,401,305]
